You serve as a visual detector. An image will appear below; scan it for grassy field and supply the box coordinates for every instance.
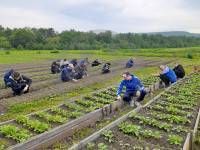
[0,47,199,64]
[0,47,199,149]
[0,47,199,122]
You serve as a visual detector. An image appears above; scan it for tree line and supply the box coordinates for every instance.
[0,25,200,50]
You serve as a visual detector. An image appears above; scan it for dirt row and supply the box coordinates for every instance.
[0,61,50,74]
[0,59,168,114]
[0,57,121,75]
[0,58,126,81]
[0,59,130,98]
[0,59,131,100]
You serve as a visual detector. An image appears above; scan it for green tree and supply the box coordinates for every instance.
[0,36,11,49]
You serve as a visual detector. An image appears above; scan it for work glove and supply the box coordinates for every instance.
[117,95,121,100]
[23,84,29,92]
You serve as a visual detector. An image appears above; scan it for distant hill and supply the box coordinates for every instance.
[145,31,200,37]
[90,30,200,37]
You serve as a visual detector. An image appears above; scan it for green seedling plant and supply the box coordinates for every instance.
[75,100,95,107]
[16,115,49,133]
[148,111,191,124]
[68,111,83,118]
[172,126,188,133]
[156,101,193,111]
[165,106,189,116]
[84,95,112,104]
[0,145,5,150]
[86,142,95,150]
[141,130,161,139]
[50,107,69,117]
[107,87,117,92]
[132,115,172,132]
[101,90,116,96]
[98,143,108,150]
[35,112,66,123]
[94,93,114,100]
[102,130,114,143]
[81,102,105,113]
[0,125,31,142]
[64,102,84,111]
[143,76,158,85]
[118,122,141,137]
[166,96,197,106]
[50,107,83,119]
[167,134,183,145]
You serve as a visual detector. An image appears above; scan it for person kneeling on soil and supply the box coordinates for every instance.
[91,59,101,67]
[61,64,77,82]
[116,71,146,107]
[70,59,78,67]
[51,61,60,74]
[173,64,185,79]
[102,63,111,74]
[74,63,88,79]
[9,71,32,96]
[3,69,14,88]
[154,65,177,87]
[126,58,134,68]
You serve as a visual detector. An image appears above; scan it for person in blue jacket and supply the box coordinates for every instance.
[8,71,32,96]
[116,71,147,107]
[156,65,177,86]
[61,64,77,82]
[125,58,134,68]
[3,69,14,88]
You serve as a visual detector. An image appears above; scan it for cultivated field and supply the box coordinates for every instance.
[0,48,199,150]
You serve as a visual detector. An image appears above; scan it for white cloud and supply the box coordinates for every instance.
[0,0,200,33]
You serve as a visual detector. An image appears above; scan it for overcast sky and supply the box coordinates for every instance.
[0,0,200,33]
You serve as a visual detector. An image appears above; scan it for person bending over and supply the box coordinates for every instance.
[117,71,146,107]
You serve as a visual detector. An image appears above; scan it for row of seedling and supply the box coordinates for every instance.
[83,73,200,150]
[0,75,164,148]
[0,86,117,148]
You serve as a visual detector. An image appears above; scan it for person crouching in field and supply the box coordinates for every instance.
[102,63,111,74]
[91,59,101,67]
[51,61,60,74]
[74,63,88,79]
[173,64,185,79]
[117,71,147,107]
[154,65,177,86]
[61,64,77,82]
[3,69,14,88]
[126,58,134,68]
[8,71,32,96]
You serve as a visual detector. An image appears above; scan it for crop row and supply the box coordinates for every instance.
[0,87,117,148]
[83,73,200,150]
[0,75,161,148]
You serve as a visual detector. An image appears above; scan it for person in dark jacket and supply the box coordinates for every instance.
[154,65,177,86]
[51,61,60,74]
[3,69,14,88]
[79,57,89,66]
[61,64,77,82]
[8,71,32,95]
[78,58,89,75]
[74,63,88,79]
[173,64,185,78]
[70,59,78,67]
[91,59,101,67]
[59,59,69,69]
[126,58,134,68]
[117,71,146,107]
[102,63,111,74]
